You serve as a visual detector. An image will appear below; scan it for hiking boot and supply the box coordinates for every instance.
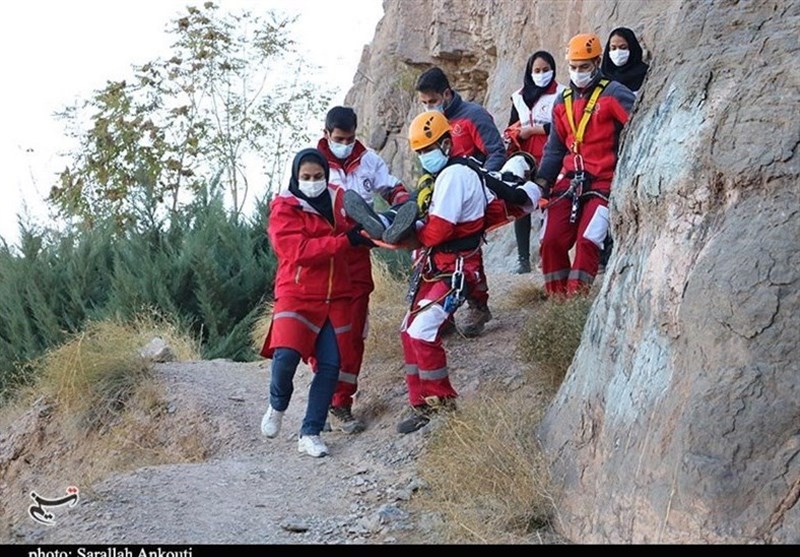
[382,200,419,244]
[260,406,284,438]
[396,397,457,434]
[344,190,385,240]
[328,405,366,434]
[514,258,532,274]
[396,405,434,434]
[298,434,329,458]
[459,304,493,338]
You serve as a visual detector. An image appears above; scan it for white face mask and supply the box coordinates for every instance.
[610,49,630,67]
[531,70,553,88]
[298,179,327,198]
[328,140,354,160]
[569,68,595,89]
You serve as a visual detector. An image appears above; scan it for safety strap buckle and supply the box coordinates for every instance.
[451,256,465,297]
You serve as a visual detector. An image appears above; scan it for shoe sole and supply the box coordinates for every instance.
[396,416,430,434]
[298,448,328,457]
[298,442,329,457]
[344,190,385,240]
[382,201,418,244]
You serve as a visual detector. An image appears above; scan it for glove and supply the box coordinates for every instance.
[347,226,376,248]
[502,122,522,155]
[501,153,535,181]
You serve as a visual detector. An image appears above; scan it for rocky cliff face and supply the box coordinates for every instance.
[346,0,800,544]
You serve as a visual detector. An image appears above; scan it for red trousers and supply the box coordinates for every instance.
[540,180,609,297]
[330,289,369,408]
[311,249,372,410]
[400,278,459,406]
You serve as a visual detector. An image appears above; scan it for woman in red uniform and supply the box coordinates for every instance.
[504,50,565,274]
[259,148,373,457]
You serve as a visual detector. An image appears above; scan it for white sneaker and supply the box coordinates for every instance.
[297,434,329,458]
[260,406,284,438]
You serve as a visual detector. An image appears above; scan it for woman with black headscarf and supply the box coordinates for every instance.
[601,27,650,94]
[504,50,565,274]
[598,28,650,273]
[259,147,373,458]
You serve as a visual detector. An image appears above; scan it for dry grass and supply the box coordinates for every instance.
[36,320,153,433]
[32,312,201,434]
[409,387,557,544]
[131,309,202,362]
[503,281,549,310]
[364,254,408,363]
[0,314,207,523]
[516,293,595,387]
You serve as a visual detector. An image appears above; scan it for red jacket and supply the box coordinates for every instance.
[537,77,635,191]
[268,185,358,302]
[444,91,507,172]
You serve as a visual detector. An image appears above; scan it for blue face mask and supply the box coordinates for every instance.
[418,148,448,174]
[423,93,449,114]
[328,140,354,160]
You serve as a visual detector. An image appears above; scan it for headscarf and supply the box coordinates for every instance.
[288,147,333,223]
[600,27,649,92]
[520,50,558,109]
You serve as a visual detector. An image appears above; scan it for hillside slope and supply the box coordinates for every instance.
[2,269,566,545]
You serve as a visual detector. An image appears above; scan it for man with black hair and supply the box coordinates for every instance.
[315,106,411,434]
[415,67,507,173]
[415,66,507,337]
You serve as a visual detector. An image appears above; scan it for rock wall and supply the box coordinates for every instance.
[346,0,800,544]
[346,0,666,269]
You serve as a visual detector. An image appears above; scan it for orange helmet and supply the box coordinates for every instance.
[408,111,451,151]
[567,33,602,61]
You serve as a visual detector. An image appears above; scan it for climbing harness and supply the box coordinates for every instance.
[407,248,474,317]
[541,79,610,221]
[563,78,608,154]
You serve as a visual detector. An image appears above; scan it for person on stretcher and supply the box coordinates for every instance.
[343,150,545,250]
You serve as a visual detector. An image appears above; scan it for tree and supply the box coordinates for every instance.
[50,2,331,232]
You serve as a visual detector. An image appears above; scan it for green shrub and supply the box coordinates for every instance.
[516,294,595,386]
[0,190,276,400]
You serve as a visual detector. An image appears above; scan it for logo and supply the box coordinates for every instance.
[451,123,464,136]
[362,178,373,192]
[28,486,79,526]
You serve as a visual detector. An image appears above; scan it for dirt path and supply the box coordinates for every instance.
[4,270,562,545]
